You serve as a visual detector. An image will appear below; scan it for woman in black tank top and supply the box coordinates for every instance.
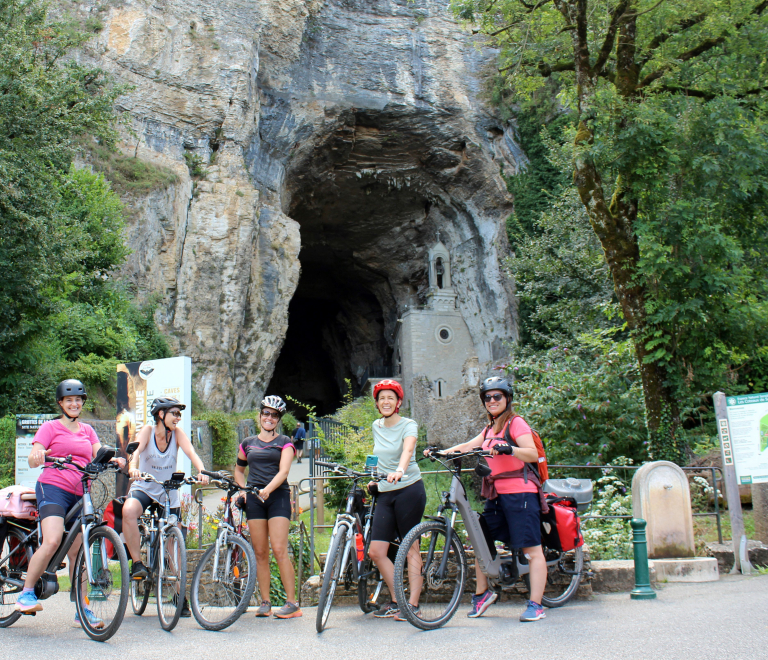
[234,396,300,619]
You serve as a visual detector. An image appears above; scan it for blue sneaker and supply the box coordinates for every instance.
[75,606,105,629]
[520,600,546,622]
[467,589,497,618]
[15,591,42,613]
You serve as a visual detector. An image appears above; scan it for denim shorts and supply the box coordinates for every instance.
[481,492,542,549]
[35,481,82,521]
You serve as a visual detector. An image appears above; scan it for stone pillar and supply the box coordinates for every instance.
[753,483,768,544]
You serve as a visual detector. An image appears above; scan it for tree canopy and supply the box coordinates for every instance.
[456,0,768,461]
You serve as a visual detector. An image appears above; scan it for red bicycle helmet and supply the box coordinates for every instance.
[372,379,404,412]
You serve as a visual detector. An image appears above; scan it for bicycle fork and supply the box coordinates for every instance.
[211,525,234,583]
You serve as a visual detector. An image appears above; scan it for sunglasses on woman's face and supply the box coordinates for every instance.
[167,409,182,418]
[483,393,505,403]
[261,410,280,420]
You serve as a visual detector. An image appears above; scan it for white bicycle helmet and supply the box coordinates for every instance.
[261,395,287,415]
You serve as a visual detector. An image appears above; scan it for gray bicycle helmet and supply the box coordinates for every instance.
[479,376,513,404]
[260,395,287,415]
[150,396,186,418]
[56,379,88,401]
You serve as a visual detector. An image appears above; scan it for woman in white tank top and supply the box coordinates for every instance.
[123,397,209,594]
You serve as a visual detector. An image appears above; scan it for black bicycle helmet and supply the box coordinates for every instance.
[479,376,513,404]
[56,379,88,401]
[150,396,186,418]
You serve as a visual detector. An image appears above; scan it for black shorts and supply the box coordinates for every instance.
[128,490,181,519]
[246,489,291,521]
[293,439,305,450]
[482,492,541,550]
[36,481,82,521]
[371,480,427,543]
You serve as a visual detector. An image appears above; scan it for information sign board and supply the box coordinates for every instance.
[725,393,768,485]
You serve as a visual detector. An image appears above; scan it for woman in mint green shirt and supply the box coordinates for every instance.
[367,380,426,621]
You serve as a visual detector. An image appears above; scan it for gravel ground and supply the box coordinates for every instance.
[1,574,766,660]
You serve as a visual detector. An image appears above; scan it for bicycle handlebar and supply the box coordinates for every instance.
[314,460,379,480]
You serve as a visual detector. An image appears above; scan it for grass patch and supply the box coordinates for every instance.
[83,141,180,195]
[693,508,755,555]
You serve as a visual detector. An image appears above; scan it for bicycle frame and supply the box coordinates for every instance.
[0,470,114,597]
[429,453,563,588]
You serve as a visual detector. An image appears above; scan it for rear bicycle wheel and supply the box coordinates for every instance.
[316,523,349,633]
[130,531,151,615]
[525,546,584,608]
[74,525,129,642]
[0,526,33,627]
[157,526,186,631]
[190,533,256,631]
[393,520,467,631]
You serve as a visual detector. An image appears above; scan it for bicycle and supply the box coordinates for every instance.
[0,447,130,641]
[314,460,386,633]
[130,471,197,631]
[392,448,589,630]
[189,469,258,631]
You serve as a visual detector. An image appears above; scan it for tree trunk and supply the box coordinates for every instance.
[567,2,684,462]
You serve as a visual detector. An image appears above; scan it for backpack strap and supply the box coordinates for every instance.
[502,416,541,482]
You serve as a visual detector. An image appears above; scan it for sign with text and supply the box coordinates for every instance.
[15,414,58,488]
[116,357,192,496]
[724,393,768,485]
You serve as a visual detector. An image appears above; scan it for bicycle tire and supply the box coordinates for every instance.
[316,522,349,633]
[524,545,584,608]
[73,525,129,642]
[157,526,186,631]
[190,533,256,631]
[130,531,151,615]
[0,526,33,627]
[393,520,467,631]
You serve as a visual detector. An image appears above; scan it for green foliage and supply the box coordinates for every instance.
[504,333,647,465]
[508,184,618,348]
[0,0,172,416]
[0,415,15,487]
[455,0,768,462]
[196,411,238,468]
[280,411,298,437]
[84,140,179,195]
[581,461,634,560]
[183,151,206,179]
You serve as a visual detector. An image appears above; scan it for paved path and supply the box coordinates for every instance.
[3,575,766,660]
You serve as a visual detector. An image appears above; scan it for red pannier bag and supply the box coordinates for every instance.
[540,495,584,552]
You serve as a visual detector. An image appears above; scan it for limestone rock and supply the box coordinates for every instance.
[71,0,521,410]
[704,540,768,573]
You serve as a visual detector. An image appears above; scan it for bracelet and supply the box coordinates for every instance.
[395,468,404,474]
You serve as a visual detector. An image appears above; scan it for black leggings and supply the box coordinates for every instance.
[370,480,427,543]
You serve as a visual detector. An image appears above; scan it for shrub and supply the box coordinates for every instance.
[196,411,238,468]
[83,141,180,195]
[0,415,15,487]
[581,459,634,560]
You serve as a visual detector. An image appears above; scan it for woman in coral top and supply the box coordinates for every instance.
[435,376,547,623]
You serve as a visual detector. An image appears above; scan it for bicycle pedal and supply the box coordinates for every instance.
[58,562,67,571]
[20,611,37,616]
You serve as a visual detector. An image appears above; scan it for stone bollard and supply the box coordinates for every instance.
[630,519,656,600]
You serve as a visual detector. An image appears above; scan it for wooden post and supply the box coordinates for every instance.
[713,392,753,574]
[316,477,325,527]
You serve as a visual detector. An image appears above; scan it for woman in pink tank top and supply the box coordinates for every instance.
[427,376,548,623]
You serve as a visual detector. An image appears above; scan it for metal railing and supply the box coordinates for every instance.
[546,464,724,544]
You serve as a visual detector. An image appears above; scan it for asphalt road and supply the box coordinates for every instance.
[2,574,766,660]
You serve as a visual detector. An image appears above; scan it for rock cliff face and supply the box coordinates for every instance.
[75,0,521,412]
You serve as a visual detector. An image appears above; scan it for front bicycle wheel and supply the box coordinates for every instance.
[73,525,129,642]
[0,525,33,627]
[393,520,467,631]
[157,526,186,631]
[525,545,584,607]
[190,533,256,631]
[316,523,349,633]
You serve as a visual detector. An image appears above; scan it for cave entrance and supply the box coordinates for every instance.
[266,110,440,417]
